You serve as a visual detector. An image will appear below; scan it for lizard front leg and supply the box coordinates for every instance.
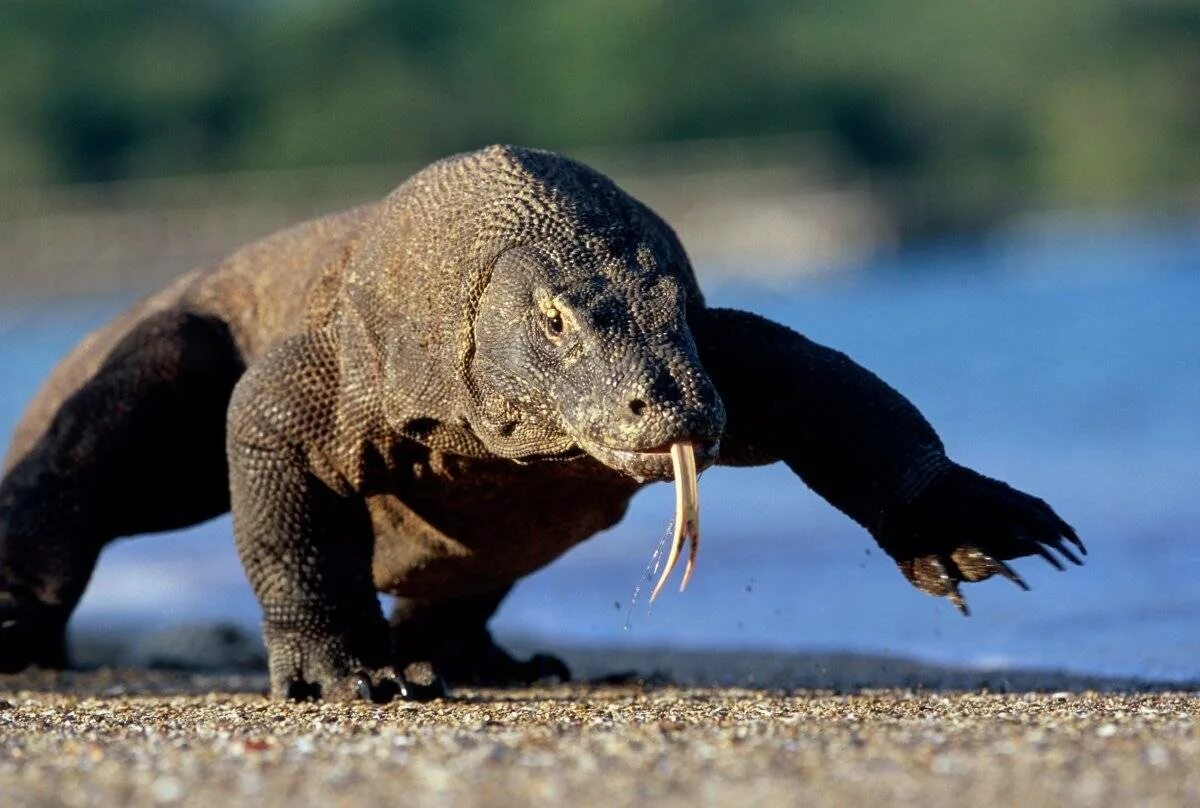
[695,307,1084,613]
[227,334,443,702]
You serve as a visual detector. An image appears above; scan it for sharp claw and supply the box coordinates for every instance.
[1033,512,1086,560]
[928,556,969,615]
[994,559,1030,591]
[1047,537,1083,566]
[1060,523,1086,554]
[947,583,970,616]
[354,673,374,702]
[1032,542,1066,571]
[650,442,700,601]
[1043,512,1086,554]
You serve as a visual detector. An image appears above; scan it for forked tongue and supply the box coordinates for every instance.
[649,442,700,602]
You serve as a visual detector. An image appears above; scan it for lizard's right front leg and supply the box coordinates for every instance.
[226,336,444,703]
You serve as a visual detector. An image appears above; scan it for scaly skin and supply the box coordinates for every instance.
[0,146,1083,700]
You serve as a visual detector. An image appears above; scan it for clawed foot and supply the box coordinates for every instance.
[878,463,1085,614]
[280,661,447,703]
[264,623,446,703]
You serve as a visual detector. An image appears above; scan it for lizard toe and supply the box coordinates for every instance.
[398,661,448,702]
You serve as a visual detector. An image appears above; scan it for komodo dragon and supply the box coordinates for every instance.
[0,146,1084,701]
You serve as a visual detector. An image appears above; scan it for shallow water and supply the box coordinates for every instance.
[2,221,1197,680]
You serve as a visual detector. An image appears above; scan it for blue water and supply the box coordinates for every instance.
[2,222,1197,681]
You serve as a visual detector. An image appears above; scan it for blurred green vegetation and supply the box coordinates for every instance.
[2,0,1199,232]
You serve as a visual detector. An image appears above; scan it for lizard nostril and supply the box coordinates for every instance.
[628,398,647,417]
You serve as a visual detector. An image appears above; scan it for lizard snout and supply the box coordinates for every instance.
[570,368,726,480]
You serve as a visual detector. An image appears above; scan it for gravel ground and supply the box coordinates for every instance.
[1,664,1197,808]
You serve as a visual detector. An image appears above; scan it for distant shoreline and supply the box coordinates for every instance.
[0,155,890,302]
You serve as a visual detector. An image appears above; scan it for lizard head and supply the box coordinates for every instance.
[347,144,725,482]
[468,244,725,481]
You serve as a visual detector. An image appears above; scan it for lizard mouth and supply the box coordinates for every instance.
[583,438,719,482]
[579,439,712,602]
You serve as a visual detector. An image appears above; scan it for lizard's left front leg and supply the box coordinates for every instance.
[227,335,444,702]
[694,307,1084,614]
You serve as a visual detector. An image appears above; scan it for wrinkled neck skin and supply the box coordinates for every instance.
[334,145,727,483]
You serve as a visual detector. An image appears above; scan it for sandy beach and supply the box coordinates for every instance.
[2,651,1196,808]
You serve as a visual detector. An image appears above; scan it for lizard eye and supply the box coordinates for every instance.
[540,305,566,341]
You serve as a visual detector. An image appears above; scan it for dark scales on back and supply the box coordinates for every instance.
[0,146,1084,701]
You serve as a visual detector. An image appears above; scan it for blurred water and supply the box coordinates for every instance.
[1,222,1197,680]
